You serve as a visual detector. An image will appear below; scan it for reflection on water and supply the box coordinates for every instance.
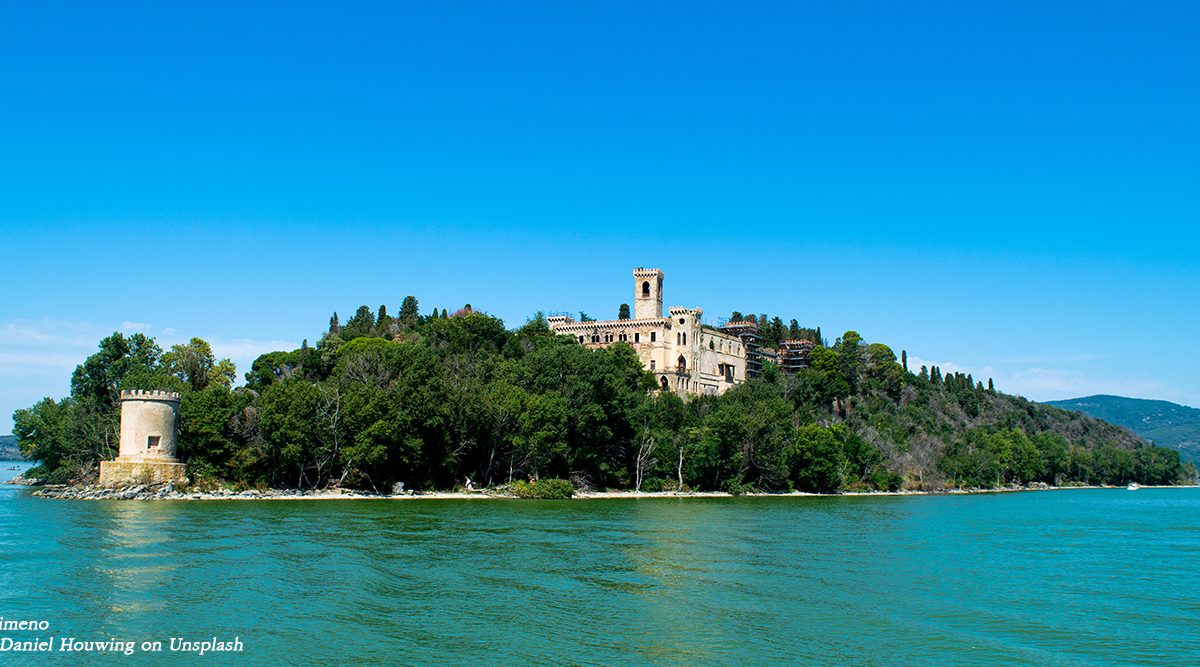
[0,487,1197,664]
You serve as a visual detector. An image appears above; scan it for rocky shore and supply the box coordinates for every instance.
[10,477,1183,501]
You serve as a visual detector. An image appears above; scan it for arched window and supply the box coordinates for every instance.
[677,355,687,372]
[682,332,686,345]
[642,281,651,296]
[578,335,584,344]
[660,376,669,391]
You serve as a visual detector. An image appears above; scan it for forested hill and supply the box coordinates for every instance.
[1045,395,1200,464]
[0,435,21,460]
[11,301,1194,491]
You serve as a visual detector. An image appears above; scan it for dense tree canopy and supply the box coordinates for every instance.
[13,303,1194,492]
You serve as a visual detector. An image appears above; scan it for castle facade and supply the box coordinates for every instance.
[547,268,748,397]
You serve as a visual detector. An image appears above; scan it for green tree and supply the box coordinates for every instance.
[398,296,420,328]
[787,424,847,492]
[618,303,631,320]
[70,332,165,406]
[342,305,377,339]
[164,337,236,391]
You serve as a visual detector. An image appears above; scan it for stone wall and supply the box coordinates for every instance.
[98,460,188,487]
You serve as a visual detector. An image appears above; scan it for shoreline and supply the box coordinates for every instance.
[9,478,1193,501]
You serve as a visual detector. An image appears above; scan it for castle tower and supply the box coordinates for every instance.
[633,268,664,320]
[98,390,188,487]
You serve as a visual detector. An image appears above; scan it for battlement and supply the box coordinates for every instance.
[119,389,182,402]
[633,267,663,277]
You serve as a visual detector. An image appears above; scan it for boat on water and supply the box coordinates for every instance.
[1127,482,1140,491]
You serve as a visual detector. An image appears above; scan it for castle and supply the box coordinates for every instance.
[547,268,752,397]
[98,390,188,487]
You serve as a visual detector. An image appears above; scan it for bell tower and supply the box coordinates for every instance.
[633,268,664,320]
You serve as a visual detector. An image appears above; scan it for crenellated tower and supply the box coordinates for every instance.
[98,389,188,487]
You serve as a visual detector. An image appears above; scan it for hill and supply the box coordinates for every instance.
[11,310,1192,490]
[1045,395,1200,464]
[0,435,22,460]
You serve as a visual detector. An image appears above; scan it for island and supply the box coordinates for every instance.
[11,267,1194,499]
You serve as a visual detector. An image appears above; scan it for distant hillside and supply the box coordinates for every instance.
[0,435,22,460]
[1045,395,1200,464]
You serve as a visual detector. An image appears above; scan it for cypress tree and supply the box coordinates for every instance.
[329,312,340,334]
[618,303,631,320]
[399,296,420,327]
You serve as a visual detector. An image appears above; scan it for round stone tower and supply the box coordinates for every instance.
[118,390,181,461]
[99,389,188,487]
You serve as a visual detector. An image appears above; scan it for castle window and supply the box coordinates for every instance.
[650,360,656,370]
[650,332,656,342]
[634,333,640,343]
[660,376,669,391]
[592,335,600,343]
[677,355,687,372]
[679,318,685,325]
[682,332,686,345]
[579,335,584,344]
[642,281,650,296]
[147,435,160,450]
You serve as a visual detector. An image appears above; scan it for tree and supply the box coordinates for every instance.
[376,304,395,337]
[398,296,420,328]
[787,424,847,492]
[618,303,631,320]
[342,305,376,339]
[70,332,165,406]
[329,312,341,334]
[633,429,657,492]
[769,317,785,348]
[164,337,236,391]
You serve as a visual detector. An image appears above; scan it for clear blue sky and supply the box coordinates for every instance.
[2,1,1198,431]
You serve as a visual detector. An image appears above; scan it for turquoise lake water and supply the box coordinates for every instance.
[1,461,1197,665]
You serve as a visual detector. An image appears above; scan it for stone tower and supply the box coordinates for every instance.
[633,267,664,320]
[98,390,188,487]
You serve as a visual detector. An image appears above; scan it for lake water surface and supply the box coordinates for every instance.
[1,462,1197,665]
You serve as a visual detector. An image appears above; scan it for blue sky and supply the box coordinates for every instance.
[2,1,1198,431]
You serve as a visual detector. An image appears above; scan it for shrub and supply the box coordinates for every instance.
[22,464,49,481]
[44,466,76,485]
[507,478,575,499]
[722,479,757,496]
[869,469,904,492]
